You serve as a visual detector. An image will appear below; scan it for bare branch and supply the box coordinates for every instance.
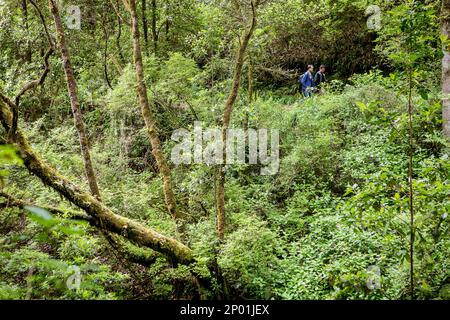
[10,0,55,139]
[28,0,54,48]
[118,0,132,25]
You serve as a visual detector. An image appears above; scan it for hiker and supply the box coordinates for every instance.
[299,65,315,97]
[314,65,327,93]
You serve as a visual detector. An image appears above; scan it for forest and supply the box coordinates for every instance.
[0,0,448,301]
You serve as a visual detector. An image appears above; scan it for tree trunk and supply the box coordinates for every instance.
[142,0,149,52]
[125,0,179,221]
[48,0,102,201]
[216,2,258,240]
[102,23,113,89]
[442,0,450,140]
[165,3,169,38]
[111,0,126,64]
[151,0,158,54]
[244,57,254,132]
[21,0,32,62]
[248,58,254,106]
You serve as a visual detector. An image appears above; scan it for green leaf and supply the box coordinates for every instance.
[355,101,367,111]
[59,226,84,235]
[24,206,56,228]
[24,206,53,220]
[0,145,23,166]
[418,89,428,101]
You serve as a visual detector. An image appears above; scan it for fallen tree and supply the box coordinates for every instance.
[0,191,161,267]
[0,99,194,265]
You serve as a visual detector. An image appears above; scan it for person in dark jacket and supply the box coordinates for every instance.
[314,65,327,93]
[299,65,315,97]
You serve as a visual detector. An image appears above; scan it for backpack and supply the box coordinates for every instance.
[300,72,311,86]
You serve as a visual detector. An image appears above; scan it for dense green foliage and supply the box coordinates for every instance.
[0,0,448,300]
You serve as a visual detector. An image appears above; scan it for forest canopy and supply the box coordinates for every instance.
[0,0,448,301]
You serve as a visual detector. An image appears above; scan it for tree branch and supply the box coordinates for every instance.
[10,0,55,140]
[0,191,91,222]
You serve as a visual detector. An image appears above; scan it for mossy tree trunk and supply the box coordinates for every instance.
[244,57,254,132]
[48,0,102,201]
[442,0,450,140]
[124,0,180,221]
[151,0,158,54]
[142,0,149,52]
[216,1,258,240]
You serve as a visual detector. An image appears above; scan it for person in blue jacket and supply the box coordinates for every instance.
[299,65,315,97]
